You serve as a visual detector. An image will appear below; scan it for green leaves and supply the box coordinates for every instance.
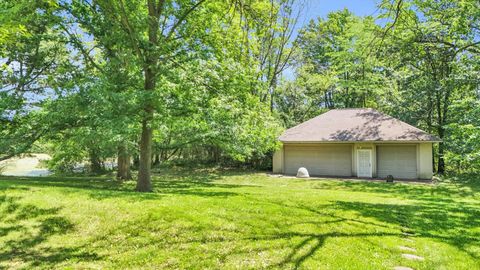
[278,0,479,173]
[8,0,291,172]
[445,98,480,172]
[285,9,387,115]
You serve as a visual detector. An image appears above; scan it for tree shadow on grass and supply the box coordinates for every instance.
[162,196,404,269]
[266,231,402,269]
[250,200,478,268]
[446,173,480,195]
[0,175,125,191]
[180,194,480,269]
[0,168,248,201]
[334,200,480,260]
[210,231,400,269]
[0,195,101,268]
[249,200,401,268]
[311,179,472,204]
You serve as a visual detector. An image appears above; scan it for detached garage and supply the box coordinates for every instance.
[273,109,440,180]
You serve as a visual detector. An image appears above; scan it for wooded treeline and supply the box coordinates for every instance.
[1,0,479,191]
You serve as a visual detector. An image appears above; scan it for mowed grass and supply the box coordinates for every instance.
[0,167,479,269]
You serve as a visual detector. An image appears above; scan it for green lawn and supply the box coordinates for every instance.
[0,168,479,269]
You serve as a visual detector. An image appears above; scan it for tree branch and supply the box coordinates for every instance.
[166,0,207,40]
[61,24,105,72]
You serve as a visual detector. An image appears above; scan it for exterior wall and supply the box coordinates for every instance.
[417,143,433,179]
[272,144,284,173]
[277,141,434,179]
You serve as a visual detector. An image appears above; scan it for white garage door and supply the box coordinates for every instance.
[284,145,352,176]
[377,145,417,179]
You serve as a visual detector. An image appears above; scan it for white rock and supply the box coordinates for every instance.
[393,267,414,270]
[399,246,416,252]
[402,254,424,261]
[296,167,309,178]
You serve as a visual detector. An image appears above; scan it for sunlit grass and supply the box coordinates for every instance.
[0,167,479,269]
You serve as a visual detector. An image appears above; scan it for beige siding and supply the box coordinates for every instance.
[284,144,352,176]
[272,145,283,174]
[377,145,417,179]
[418,143,433,179]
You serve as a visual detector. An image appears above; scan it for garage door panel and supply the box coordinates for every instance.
[377,145,417,179]
[284,145,352,176]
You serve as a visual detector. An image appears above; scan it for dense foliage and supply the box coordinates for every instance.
[1,0,479,188]
[276,0,479,174]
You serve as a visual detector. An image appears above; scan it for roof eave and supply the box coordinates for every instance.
[279,140,443,143]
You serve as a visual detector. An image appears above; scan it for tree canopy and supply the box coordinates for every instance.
[1,0,479,188]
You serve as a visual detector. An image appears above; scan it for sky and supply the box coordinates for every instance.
[291,0,383,38]
[299,0,381,25]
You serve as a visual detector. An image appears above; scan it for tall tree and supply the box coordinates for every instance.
[63,0,290,190]
[277,9,388,127]
[0,0,74,161]
[379,0,480,173]
[64,0,217,191]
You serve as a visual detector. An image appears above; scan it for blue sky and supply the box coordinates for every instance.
[300,0,380,25]
[293,0,382,36]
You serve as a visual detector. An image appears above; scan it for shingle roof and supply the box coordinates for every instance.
[279,108,441,142]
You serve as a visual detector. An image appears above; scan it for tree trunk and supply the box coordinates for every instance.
[125,155,132,179]
[153,153,160,166]
[136,58,155,191]
[117,144,132,181]
[136,0,159,192]
[133,155,140,168]
[89,150,103,174]
[438,143,445,174]
[137,118,153,191]
[137,67,154,191]
[117,149,124,179]
[437,126,445,174]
